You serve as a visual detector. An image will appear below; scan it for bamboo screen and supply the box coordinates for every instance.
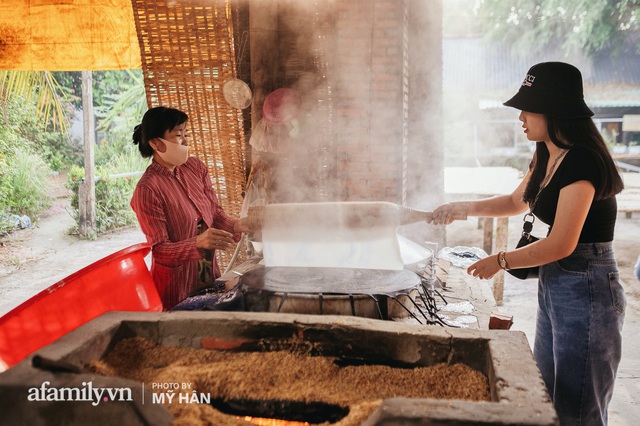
[131,0,247,270]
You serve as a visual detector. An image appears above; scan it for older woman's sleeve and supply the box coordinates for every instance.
[131,185,204,267]
[199,166,241,241]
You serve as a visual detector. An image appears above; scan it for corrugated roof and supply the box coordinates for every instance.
[589,99,640,108]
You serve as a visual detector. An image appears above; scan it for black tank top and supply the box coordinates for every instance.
[532,146,617,243]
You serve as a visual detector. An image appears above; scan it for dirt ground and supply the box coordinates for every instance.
[0,199,147,316]
[0,196,638,424]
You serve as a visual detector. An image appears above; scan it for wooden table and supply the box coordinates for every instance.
[619,173,640,218]
[430,261,496,329]
[444,167,523,305]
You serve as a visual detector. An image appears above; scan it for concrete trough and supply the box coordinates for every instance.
[0,311,558,425]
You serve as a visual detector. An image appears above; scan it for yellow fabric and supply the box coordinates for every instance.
[0,0,141,71]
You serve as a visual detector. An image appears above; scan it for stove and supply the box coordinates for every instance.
[0,311,558,425]
[173,251,450,325]
[239,265,421,319]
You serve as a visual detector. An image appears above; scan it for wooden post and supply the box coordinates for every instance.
[79,70,96,239]
[493,217,509,305]
[482,217,493,254]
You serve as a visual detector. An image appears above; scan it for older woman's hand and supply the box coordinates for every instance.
[196,228,235,251]
[234,217,258,234]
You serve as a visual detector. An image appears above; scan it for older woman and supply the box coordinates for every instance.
[131,106,252,309]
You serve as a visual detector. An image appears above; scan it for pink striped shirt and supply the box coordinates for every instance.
[130,157,238,309]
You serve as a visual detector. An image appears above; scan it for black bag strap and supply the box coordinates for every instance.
[521,212,551,238]
[522,213,535,237]
[521,149,568,239]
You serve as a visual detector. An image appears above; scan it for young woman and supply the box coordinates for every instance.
[433,62,625,425]
[131,106,252,310]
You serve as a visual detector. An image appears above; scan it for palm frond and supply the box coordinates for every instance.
[0,70,69,133]
[96,70,147,132]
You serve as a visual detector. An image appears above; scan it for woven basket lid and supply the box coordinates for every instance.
[222,79,252,109]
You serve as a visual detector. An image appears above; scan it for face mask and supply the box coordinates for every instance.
[155,138,189,167]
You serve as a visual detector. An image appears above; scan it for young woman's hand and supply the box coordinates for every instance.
[467,254,501,280]
[431,202,468,225]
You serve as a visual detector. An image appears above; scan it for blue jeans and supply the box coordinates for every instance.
[534,242,626,426]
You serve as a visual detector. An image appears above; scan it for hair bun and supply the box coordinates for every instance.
[132,124,142,144]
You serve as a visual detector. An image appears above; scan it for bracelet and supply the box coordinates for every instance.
[497,251,509,270]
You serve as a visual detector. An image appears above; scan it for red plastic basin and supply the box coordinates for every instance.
[0,243,162,370]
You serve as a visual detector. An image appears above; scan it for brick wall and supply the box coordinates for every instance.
[332,0,406,202]
[251,0,443,218]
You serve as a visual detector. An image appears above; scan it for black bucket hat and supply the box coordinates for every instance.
[503,62,593,119]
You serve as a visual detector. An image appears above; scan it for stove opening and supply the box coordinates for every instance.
[211,398,349,424]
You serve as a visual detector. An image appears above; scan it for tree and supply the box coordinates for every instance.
[52,70,144,112]
[94,70,147,132]
[472,0,640,56]
[0,71,69,133]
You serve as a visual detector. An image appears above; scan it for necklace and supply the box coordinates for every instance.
[530,148,569,211]
[541,149,568,189]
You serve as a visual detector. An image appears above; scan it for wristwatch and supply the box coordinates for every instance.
[497,251,509,270]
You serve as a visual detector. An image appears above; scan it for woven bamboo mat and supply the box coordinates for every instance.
[131,0,248,270]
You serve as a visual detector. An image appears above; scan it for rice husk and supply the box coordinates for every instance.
[85,337,490,425]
